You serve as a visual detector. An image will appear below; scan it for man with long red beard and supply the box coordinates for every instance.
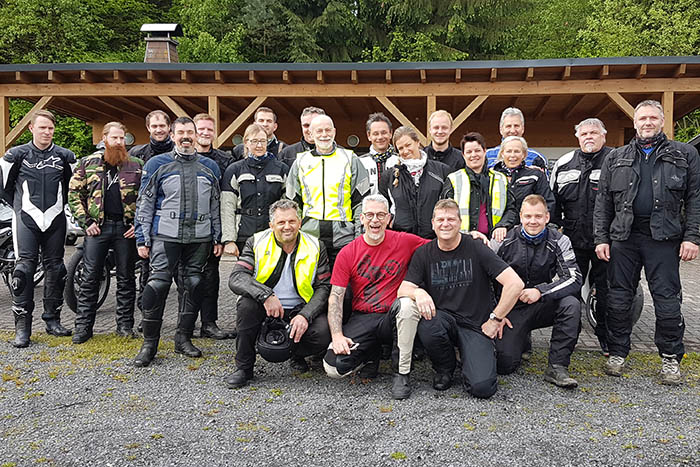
[68,122,144,343]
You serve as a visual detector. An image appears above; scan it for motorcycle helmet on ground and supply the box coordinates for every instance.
[256,317,293,362]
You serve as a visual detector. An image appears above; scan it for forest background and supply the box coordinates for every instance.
[1,0,698,155]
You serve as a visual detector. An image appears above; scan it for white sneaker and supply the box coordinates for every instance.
[660,354,681,386]
[604,355,625,377]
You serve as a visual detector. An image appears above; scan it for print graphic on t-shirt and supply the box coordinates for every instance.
[357,254,401,313]
[431,259,472,289]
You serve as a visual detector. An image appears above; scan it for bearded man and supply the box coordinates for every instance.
[68,122,144,343]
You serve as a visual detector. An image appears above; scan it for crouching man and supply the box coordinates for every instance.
[398,200,523,399]
[491,194,583,387]
[225,200,331,388]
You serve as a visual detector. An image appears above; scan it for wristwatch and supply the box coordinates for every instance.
[489,312,503,322]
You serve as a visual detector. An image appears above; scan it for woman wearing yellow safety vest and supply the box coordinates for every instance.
[441,132,517,242]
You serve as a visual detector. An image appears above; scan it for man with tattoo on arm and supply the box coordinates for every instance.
[323,194,429,385]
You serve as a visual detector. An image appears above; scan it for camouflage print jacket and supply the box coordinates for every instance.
[68,151,143,228]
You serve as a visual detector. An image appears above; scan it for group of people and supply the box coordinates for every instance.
[1,98,697,400]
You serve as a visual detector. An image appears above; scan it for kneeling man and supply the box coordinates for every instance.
[399,200,523,399]
[225,200,331,388]
[492,194,582,387]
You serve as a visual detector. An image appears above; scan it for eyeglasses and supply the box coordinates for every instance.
[247,139,267,146]
[363,212,388,220]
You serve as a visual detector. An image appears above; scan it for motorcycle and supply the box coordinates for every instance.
[64,244,113,313]
[0,201,44,295]
[581,277,644,329]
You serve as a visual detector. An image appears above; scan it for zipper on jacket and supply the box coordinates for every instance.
[321,158,326,219]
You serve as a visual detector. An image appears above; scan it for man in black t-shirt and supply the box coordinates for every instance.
[397,199,523,399]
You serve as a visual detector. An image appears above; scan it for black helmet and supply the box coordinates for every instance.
[256,317,292,363]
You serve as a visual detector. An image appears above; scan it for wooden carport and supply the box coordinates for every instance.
[1,56,699,155]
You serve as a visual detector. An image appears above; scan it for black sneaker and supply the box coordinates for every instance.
[358,360,379,379]
[544,364,578,388]
[391,373,411,400]
[290,356,310,372]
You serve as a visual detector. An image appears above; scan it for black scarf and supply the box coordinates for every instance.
[634,132,666,152]
[466,166,490,205]
[150,136,174,155]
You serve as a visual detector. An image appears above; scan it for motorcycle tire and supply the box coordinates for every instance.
[64,248,111,313]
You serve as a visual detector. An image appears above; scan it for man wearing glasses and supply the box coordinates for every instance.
[323,194,429,383]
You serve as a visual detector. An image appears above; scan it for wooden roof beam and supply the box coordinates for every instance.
[534,96,551,119]
[599,65,609,79]
[145,70,161,83]
[111,70,125,83]
[80,70,100,83]
[606,92,635,119]
[509,97,518,108]
[6,96,54,147]
[47,71,63,83]
[282,71,292,84]
[157,96,190,118]
[333,97,352,120]
[179,97,207,114]
[112,96,154,116]
[562,66,571,80]
[83,97,142,120]
[15,72,30,84]
[351,70,358,84]
[453,95,488,130]
[376,96,426,145]
[214,71,224,83]
[317,70,325,84]
[490,68,497,82]
[420,69,427,84]
[180,70,192,83]
[268,97,298,119]
[455,69,461,84]
[636,64,647,79]
[526,67,534,81]
[385,70,392,84]
[562,95,584,120]
[248,71,258,84]
[217,96,267,147]
[60,98,116,121]
[590,97,610,117]
[674,64,686,78]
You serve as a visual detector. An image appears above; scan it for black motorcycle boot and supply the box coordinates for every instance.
[134,319,161,367]
[174,310,202,358]
[11,306,32,348]
[43,263,71,337]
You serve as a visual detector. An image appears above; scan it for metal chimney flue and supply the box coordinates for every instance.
[141,23,183,63]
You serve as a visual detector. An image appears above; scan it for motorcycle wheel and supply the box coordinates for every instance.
[64,248,111,313]
[585,283,644,329]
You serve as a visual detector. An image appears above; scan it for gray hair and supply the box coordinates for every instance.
[310,114,334,130]
[366,112,392,133]
[499,135,528,157]
[362,194,389,212]
[574,118,607,136]
[269,199,301,222]
[499,107,525,129]
[634,100,664,116]
[300,106,326,118]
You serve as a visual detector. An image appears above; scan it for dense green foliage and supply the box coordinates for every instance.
[1,0,698,143]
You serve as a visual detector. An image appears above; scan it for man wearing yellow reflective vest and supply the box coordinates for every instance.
[441,132,517,242]
[286,114,371,265]
[225,200,331,388]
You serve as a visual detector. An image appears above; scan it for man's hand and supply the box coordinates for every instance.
[680,241,699,262]
[331,334,355,355]
[481,316,512,339]
[519,288,541,304]
[492,227,507,242]
[414,289,436,320]
[469,230,489,245]
[595,243,610,262]
[137,246,150,259]
[123,225,135,238]
[263,294,284,318]
[289,315,309,343]
[224,243,239,257]
[213,244,223,257]
[85,223,101,236]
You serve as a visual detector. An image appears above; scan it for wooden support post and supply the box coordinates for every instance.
[662,91,674,140]
[158,96,190,118]
[6,96,54,147]
[217,96,267,148]
[376,96,427,145]
[208,96,220,147]
[426,96,436,140]
[0,96,8,153]
[452,95,488,130]
[606,92,635,119]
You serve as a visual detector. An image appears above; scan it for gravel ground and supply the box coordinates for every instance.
[0,332,698,467]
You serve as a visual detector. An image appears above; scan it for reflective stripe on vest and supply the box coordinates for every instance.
[297,148,354,221]
[447,169,508,232]
[252,229,320,303]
